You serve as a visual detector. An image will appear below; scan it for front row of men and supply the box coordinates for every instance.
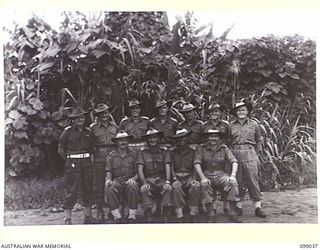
[58,101,266,224]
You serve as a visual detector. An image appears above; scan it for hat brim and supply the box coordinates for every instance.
[205,106,224,114]
[179,106,197,112]
[171,130,192,139]
[69,111,88,118]
[111,135,133,143]
[204,132,225,137]
[128,102,143,108]
[141,131,164,140]
[230,103,253,116]
[154,100,173,109]
[94,107,110,114]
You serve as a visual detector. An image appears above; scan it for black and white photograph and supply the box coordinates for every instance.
[2,8,318,229]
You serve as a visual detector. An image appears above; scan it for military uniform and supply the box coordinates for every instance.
[194,143,240,204]
[105,149,139,213]
[90,121,118,210]
[137,145,172,210]
[58,125,95,210]
[120,116,149,150]
[150,116,177,145]
[169,145,201,216]
[178,119,203,145]
[228,118,263,201]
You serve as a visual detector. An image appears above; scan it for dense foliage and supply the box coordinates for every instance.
[4,12,316,190]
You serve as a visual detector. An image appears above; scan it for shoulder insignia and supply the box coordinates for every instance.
[250,118,259,124]
[64,126,72,131]
[169,117,178,123]
[221,120,229,125]
[89,122,98,128]
[150,117,156,123]
[141,116,150,121]
[159,145,168,151]
[188,145,197,151]
[121,117,129,123]
[84,127,92,132]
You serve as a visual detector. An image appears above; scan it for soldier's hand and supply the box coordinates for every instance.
[140,184,150,192]
[229,175,237,185]
[105,179,113,188]
[201,178,210,187]
[163,183,172,190]
[172,180,182,189]
[191,180,200,187]
[126,178,137,187]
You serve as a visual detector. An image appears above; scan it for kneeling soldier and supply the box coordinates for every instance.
[105,131,139,223]
[138,128,172,223]
[194,129,241,223]
[58,107,98,225]
[169,129,201,222]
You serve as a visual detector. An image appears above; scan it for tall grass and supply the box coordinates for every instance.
[250,93,316,190]
[5,177,65,210]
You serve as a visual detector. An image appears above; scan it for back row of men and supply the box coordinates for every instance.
[58,99,267,224]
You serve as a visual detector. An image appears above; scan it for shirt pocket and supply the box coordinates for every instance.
[138,122,148,132]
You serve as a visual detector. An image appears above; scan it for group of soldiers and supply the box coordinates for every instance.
[58,98,267,225]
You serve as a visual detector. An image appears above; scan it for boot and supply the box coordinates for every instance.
[228,215,242,223]
[144,208,153,223]
[255,208,267,218]
[206,203,217,223]
[96,208,105,224]
[84,216,100,224]
[64,218,72,225]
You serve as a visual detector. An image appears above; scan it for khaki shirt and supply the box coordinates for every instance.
[150,116,177,143]
[137,146,170,178]
[105,149,138,180]
[90,121,118,147]
[178,119,203,144]
[119,116,149,140]
[58,126,94,155]
[193,143,237,172]
[228,118,263,146]
[203,119,229,144]
[168,146,196,174]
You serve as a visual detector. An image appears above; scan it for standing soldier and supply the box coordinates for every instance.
[150,100,178,147]
[119,99,149,151]
[137,128,172,223]
[58,107,98,225]
[194,129,241,223]
[178,103,203,147]
[203,102,230,215]
[90,103,119,223]
[228,101,266,218]
[104,131,139,223]
[169,129,201,222]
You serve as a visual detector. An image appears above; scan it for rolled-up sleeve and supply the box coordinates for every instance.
[105,154,112,172]
[193,146,203,165]
[224,146,238,164]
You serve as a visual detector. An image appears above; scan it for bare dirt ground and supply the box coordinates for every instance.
[3,188,318,226]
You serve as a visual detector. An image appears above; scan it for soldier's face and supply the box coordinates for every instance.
[98,111,110,122]
[74,115,85,127]
[130,106,141,117]
[236,106,249,119]
[147,135,160,146]
[177,136,188,147]
[117,138,129,149]
[158,104,169,116]
[209,109,221,120]
[184,110,195,120]
[207,134,220,145]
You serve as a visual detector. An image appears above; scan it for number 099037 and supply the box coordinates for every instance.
[300,244,318,248]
